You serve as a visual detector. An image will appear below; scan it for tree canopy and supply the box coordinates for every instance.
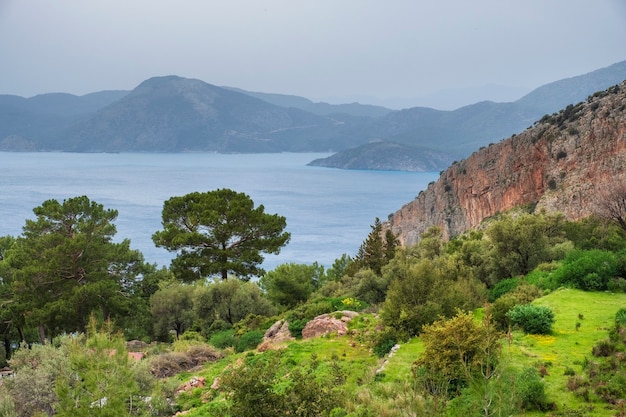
[153,189,290,281]
[1,196,147,343]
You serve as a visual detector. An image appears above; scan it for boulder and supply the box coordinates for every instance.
[263,320,295,344]
[301,311,358,339]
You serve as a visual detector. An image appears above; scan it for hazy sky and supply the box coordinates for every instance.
[2,1,625,108]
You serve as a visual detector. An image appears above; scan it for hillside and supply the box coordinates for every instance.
[385,82,626,246]
[167,289,625,416]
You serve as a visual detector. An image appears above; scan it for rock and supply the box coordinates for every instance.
[126,340,148,351]
[176,376,206,395]
[301,311,358,339]
[263,320,295,344]
[386,82,626,245]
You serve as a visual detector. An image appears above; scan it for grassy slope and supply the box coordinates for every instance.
[507,289,626,416]
[175,289,625,416]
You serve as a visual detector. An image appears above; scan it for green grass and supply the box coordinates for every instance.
[170,289,625,416]
[505,288,626,416]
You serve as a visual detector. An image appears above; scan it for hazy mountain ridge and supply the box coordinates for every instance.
[314,61,626,171]
[1,61,625,165]
[224,87,393,118]
[58,76,331,152]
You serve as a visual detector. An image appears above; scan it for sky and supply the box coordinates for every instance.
[1,0,626,109]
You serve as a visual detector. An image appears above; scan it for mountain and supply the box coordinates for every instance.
[385,82,626,246]
[1,61,625,161]
[0,90,128,151]
[313,60,626,171]
[42,76,362,152]
[224,87,393,118]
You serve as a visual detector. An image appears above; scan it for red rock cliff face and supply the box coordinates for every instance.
[386,82,626,247]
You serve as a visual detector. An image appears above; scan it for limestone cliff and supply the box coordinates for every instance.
[386,82,626,247]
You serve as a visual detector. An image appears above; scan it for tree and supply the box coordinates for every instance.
[485,212,567,284]
[414,310,504,416]
[152,189,290,281]
[194,279,274,333]
[381,248,486,338]
[4,196,147,343]
[596,181,626,232]
[150,282,196,341]
[350,218,399,275]
[324,253,352,282]
[259,262,324,309]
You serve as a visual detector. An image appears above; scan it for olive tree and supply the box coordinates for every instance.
[153,189,290,281]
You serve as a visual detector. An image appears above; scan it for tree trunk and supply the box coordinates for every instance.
[3,337,11,361]
[38,324,47,344]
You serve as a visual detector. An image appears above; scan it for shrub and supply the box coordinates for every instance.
[372,328,398,357]
[489,277,520,301]
[507,304,554,334]
[287,319,308,338]
[516,367,553,411]
[491,284,543,330]
[149,351,191,378]
[209,329,236,349]
[219,352,344,416]
[234,330,264,353]
[553,249,618,291]
[615,307,626,328]
[592,339,615,357]
[185,344,223,364]
[150,344,223,378]
[5,341,70,417]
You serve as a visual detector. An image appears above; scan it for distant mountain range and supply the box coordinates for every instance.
[1,60,625,170]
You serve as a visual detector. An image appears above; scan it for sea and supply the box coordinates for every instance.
[0,152,439,271]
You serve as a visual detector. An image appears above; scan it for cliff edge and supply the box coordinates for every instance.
[386,82,626,247]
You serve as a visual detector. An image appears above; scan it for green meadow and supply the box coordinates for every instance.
[172,289,625,416]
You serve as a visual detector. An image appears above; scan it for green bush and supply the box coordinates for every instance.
[524,264,558,290]
[615,307,626,328]
[489,277,520,301]
[516,367,553,411]
[372,328,398,357]
[491,284,543,330]
[219,352,344,416]
[209,329,236,349]
[506,304,554,334]
[553,249,618,291]
[234,330,264,353]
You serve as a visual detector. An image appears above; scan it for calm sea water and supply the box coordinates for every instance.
[0,152,438,270]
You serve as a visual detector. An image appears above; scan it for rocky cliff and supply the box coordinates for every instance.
[386,82,626,247]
